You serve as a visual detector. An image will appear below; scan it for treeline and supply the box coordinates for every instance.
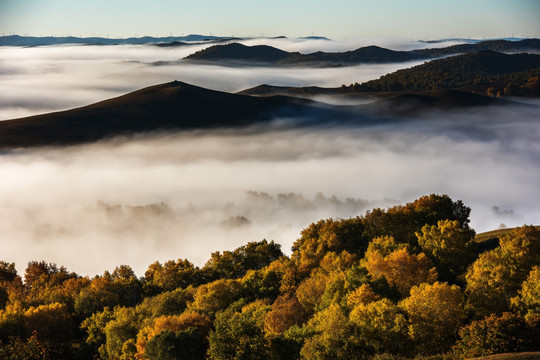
[345,51,540,95]
[0,194,539,359]
[411,39,540,58]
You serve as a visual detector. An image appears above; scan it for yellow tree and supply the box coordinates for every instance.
[188,279,242,316]
[416,219,476,281]
[363,247,437,296]
[511,266,540,316]
[349,298,409,355]
[300,303,364,359]
[136,311,211,360]
[400,282,465,355]
[24,302,74,344]
[346,283,381,308]
[466,225,540,316]
[455,312,537,357]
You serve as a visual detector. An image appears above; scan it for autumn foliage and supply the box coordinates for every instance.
[0,194,538,359]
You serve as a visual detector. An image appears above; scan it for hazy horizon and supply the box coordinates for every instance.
[2,0,539,40]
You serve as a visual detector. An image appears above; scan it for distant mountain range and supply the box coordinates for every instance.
[184,39,540,66]
[0,34,235,46]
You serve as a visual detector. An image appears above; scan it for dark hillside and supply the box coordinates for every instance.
[280,45,424,65]
[360,51,540,91]
[414,39,540,57]
[184,43,290,63]
[0,81,326,148]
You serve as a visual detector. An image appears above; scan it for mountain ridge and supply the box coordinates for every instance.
[183,39,540,67]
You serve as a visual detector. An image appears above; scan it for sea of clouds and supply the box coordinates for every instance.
[1,38,538,277]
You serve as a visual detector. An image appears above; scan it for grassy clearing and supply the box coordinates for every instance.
[469,352,540,360]
[474,228,515,243]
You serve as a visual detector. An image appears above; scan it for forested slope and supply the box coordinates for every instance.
[0,194,538,359]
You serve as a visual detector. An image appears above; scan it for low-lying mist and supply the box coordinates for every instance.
[0,41,427,120]
[1,103,539,277]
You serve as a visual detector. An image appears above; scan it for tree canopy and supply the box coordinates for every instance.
[0,194,538,359]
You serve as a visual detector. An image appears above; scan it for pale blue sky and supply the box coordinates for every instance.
[1,0,539,39]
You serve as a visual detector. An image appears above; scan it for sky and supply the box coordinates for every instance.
[1,0,540,40]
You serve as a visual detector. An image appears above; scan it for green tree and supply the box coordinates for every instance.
[208,300,271,360]
[145,328,207,360]
[103,306,139,360]
[0,261,17,283]
[80,307,114,358]
[144,259,201,295]
[240,266,283,302]
[135,287,192,319]
[203,240,283,280]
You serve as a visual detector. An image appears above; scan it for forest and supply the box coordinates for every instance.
[0,194,538,359]
[347,51,540,95]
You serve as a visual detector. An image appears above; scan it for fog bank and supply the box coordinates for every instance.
[1,104,539,276]
[0,42,425,120]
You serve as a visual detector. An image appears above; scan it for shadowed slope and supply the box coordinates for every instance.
[280,45,424,65]
[362,89,514,116]
[362,51,540,91]
[0,81,329,148]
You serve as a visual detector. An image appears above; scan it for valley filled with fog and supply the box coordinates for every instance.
[1,38,539,276]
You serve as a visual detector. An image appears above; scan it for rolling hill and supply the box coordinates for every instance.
[184,42,425,65]
[360,51,540,92]
[413,38,540,57]
[239,51,540,97]
[183,39,540,67]
[0,81,340,149]
[184,43,291,63]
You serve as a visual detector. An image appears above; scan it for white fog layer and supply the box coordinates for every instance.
[1,40,539,277]
[0,40,427,120]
